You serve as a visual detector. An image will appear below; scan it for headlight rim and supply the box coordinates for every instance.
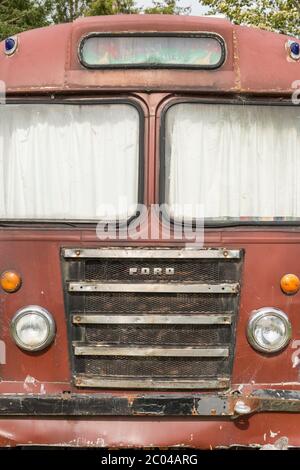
[10,305,56,352]
[247,307,292,354]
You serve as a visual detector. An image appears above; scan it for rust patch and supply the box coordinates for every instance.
[232,30,241,91]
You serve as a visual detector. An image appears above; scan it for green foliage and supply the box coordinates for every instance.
[2,0,299,43]
[86,0,140,15]
[201,0,300,36]
[51,1,93,23]
[0,0,51,40]
[144,0,191,15]
[0,0,191,41]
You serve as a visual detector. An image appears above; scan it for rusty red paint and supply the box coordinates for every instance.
[1,230,300,386]
[1,226,300,446]
[0,15,300,448]
[0,15,298,94]
[0,414,298,448]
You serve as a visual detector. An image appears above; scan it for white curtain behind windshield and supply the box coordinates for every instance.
[165,103,300,221]
[0,104,140,220]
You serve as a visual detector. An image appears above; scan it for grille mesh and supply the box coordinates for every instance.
[84,292,232,314]
[77,356,226,378]
[85,259,223,282]
[85,324,230,346]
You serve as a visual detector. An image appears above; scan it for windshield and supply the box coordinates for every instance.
[0,103,140,221]
[163,103,300,222]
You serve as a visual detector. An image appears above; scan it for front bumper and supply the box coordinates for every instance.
[0,389,300,418]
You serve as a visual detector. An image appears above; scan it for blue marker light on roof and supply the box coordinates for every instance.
[287,40,300,60]
[4,36,18,56]
[291,42,300,56]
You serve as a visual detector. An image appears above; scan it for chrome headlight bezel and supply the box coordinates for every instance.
[247,307,292,354]
[10,305,56,352]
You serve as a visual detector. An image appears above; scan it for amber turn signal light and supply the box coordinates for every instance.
[0,270,22,293]
[280,273,300,295]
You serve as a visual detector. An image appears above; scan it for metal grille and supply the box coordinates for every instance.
[84,292,233,314]
[77,356,226,378]
[62,247,243,390]
[85,324,231,345]
[85,259,229,282]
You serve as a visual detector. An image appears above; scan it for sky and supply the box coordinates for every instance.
[137,1,209,15]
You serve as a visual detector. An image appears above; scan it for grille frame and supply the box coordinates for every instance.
[62,247,243,390]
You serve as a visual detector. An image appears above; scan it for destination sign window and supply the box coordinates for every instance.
[80,34,225,69]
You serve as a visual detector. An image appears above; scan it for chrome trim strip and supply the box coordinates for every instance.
[72,313,232,325]
[69,282,239,294]
[73,345,229,357]
[74,376,230,390]
[63,248,241,259]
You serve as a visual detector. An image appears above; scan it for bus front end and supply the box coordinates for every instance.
[0,15,300,449]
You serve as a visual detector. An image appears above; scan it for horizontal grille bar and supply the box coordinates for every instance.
[72,314,232,325]
[74,376,230,389]
[69,282,239,294]
[63,248,241,259]
[73,345,229,357]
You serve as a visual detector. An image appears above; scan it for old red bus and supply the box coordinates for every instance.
[0,14,300,449]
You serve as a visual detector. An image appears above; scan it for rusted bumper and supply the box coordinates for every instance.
[0,390,300,418]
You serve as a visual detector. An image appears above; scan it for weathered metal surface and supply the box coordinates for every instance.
[0,390,300,418]
[63,248,241,259]
[73,345,229,357]
[0,393,231,417]
[63,248,242,391]
[72,314,232,325]
[74,377,229,389]
[68,281,239,293]
[0,14,300,448]
[253,389,300,413]
[1,237,300,381]
[0,414,297,448]
[2,231,299,387]
[0,15,298,94]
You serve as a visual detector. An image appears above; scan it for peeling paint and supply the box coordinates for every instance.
[23,375,46,394]
[0,430,15,440]
[291,341,300,368]
[261,437,289,451]
[24,376,38,389]
[252,382,300,386]
[65,437,106,447]
[0,340,6,365]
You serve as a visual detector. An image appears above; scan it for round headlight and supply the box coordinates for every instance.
[10,306,56,352]
[247,307,291,353]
